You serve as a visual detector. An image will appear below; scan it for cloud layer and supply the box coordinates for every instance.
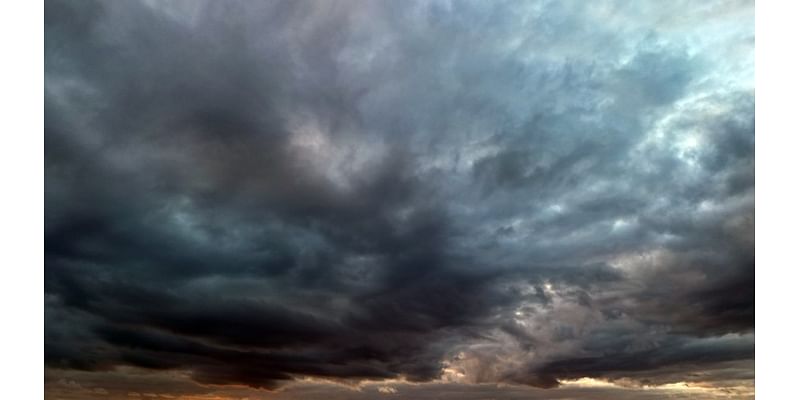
[45,0,754,397]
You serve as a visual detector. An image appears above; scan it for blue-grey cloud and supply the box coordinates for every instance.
[45,0,754,396]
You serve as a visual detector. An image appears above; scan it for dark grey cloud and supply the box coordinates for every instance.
[45,0,754,396]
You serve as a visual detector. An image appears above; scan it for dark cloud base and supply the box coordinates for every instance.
[45,0,754,397]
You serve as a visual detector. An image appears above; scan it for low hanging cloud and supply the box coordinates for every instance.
[45,0,754,397]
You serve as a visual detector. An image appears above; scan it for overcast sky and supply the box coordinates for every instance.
[45,0,754,399]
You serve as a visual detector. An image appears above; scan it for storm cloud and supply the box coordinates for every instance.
[45,0,754,398]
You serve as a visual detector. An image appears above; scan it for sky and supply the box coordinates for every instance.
[44,0,754,399]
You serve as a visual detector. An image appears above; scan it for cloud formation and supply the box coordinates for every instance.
[45,0,754,397]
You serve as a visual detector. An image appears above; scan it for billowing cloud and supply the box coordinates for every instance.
[45,0,754,398]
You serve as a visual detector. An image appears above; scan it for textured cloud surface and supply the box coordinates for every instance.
[45,0,754,398]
